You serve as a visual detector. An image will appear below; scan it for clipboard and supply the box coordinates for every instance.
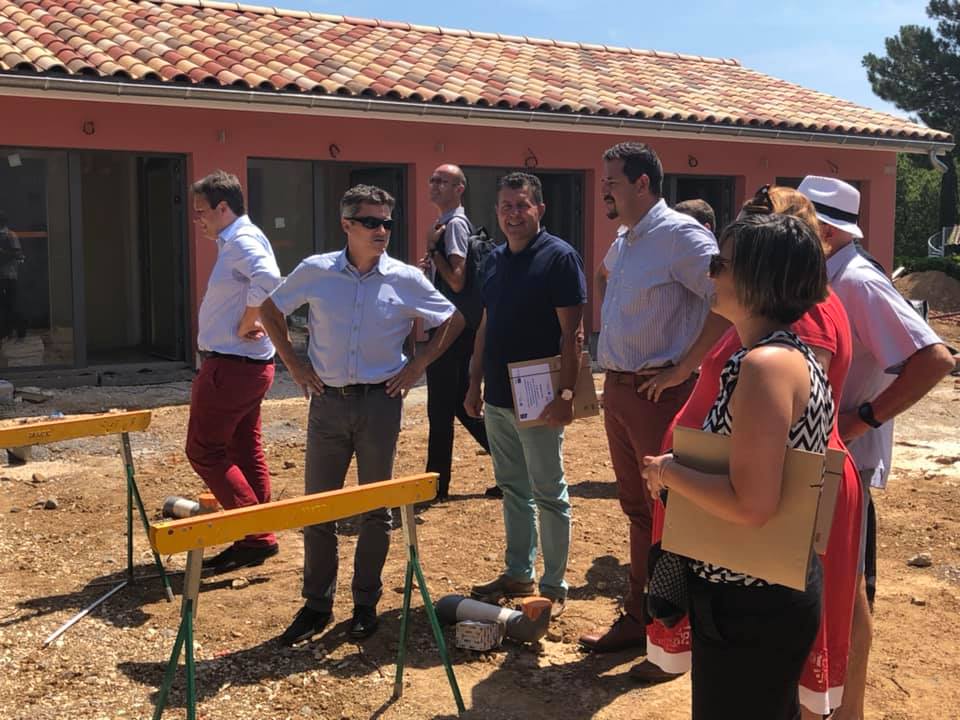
[662,427,844,590]
[507,352,599,428]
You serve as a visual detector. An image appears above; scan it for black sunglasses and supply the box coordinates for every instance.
[741,184,773,215]
[708,253,730,278]
[348,216,395,230]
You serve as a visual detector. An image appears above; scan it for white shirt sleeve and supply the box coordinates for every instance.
[668,222,718,300]
[269,259,314,316]
[231,234,282,307]
[403,270,457,330]
[844,275,943,372]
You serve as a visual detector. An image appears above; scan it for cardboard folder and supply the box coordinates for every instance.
[507,352,599,428]
[813,447,845,555]
[662,427,845,590]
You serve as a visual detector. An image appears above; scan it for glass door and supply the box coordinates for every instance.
[139,156,187,361]
[0,148,74,368]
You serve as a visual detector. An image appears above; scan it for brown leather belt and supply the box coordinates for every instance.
[605,367,672,385]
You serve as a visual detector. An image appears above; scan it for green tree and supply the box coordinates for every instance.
[864,0,960,231]
[895,153,948,256]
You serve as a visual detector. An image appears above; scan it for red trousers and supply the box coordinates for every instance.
[185,356,276,547]
[602,373,695,620]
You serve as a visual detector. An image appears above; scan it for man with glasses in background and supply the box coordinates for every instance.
[418,164,493,501]
[260,184,464,645]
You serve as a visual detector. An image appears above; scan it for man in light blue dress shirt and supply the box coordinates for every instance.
[186,170,282,573]
[261,184,464,645]
[581,143,725,658]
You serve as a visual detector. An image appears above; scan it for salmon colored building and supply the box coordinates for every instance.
[0,0,952,378]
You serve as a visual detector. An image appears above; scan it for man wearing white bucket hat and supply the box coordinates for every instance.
[798,175,954,720]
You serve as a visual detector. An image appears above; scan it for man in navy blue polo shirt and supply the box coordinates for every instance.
[464,172,587,619]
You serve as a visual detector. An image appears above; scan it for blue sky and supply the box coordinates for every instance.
[281,0,934,120]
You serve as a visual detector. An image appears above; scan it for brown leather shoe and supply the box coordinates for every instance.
[470,574,536,603]
[628,659,683,684]
[579,612,647,653]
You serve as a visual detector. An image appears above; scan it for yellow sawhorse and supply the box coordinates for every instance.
[148,472,465,719]
[0,410,174,644]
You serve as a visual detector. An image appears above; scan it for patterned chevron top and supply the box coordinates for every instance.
[691,330,835,587]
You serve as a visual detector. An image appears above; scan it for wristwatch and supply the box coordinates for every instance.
[559,388,575,402]
[857,401,882,429]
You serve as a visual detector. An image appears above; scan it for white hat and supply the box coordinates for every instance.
[797,176,863,239]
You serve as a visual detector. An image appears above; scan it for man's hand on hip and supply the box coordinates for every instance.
[386,357,426,398]
[636,365,689,402]
[838,410,870,444]
[238,306,266,340]
[288,357,324,399]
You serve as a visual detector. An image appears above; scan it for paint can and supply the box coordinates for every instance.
[162,492,219,518]
[162,496,200,518]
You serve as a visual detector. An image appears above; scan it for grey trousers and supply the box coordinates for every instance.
[302,388,402,612]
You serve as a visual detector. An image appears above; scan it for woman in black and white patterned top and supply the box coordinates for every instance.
[642,214,832,720]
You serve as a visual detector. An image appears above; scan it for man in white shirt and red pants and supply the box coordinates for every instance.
[187,170,283,572]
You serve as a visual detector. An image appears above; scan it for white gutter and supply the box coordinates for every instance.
[0,73,953,154]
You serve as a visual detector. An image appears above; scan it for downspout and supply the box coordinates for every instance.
[930,148,949,173]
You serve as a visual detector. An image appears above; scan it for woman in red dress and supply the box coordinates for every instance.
[640,186,863,718]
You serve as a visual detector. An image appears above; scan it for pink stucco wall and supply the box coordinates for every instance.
[4,95,899,339]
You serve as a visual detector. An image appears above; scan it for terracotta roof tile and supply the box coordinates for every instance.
[0,0,949,142]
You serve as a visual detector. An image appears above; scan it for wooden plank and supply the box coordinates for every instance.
[0,410,152,448]
[150,474,438,555]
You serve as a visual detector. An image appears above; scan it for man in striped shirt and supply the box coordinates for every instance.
[580,142,727,655]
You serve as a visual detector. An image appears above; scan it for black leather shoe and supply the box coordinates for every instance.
[278,606,333,646]
[202,542,278,572]
[348,605,379,640]
[483,485,503,499]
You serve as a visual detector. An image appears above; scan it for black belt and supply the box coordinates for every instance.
[324,382,387,397]
[201,351,275,365]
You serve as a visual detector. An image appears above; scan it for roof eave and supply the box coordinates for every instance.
[1,74,953,154]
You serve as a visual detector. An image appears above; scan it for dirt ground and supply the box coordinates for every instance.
[1,320,958,720]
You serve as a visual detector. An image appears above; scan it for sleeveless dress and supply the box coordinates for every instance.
[648,293,862,715]
[687,330,834,720]
[692,329,834,585]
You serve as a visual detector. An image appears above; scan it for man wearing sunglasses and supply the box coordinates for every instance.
[260,184,464,645]
[417,164,492,502]
[580,142,727,658]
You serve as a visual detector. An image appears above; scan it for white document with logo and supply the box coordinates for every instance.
[509,362,554,422]
[507,353,599,428]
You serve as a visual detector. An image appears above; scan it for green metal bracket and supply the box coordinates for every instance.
[393,505,465,714]
[152,598,197,720]
[121,432,174,602]
[153,548,202,720]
